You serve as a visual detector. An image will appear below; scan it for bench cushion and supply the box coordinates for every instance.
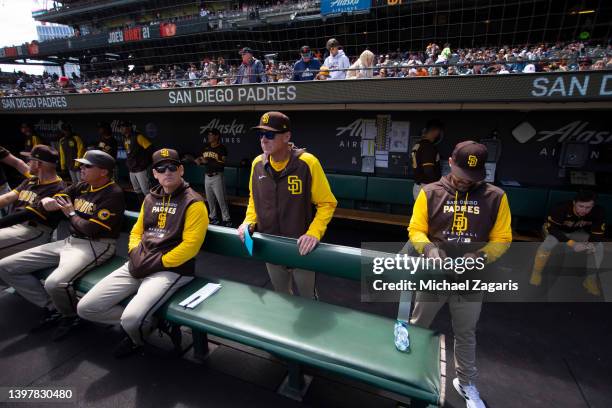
[167,277,442,405]
[367,178,414,206]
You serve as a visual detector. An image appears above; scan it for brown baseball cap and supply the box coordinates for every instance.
[252,111,291,133]
[21,145,59,165]
[451,141,487,182]
[152,148,181,166]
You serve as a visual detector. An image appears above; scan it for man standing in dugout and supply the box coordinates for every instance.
[121,120,153,203]
[408,141,512,408]
[78,148,208,358]
[0,145,65,257]
[58,122,85,183]
[238,111,337,298]
[0,150,125,341]
[411,119,444,200]
[197,128,232,226]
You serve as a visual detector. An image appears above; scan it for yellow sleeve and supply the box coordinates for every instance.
[136,134,152,149]
[128,203,145,253]
[59,141,66,171]
[300,153,337,240]
[33,135,42,146]
[75,135,85,159]
[408,189,431,254]
[243,156,261,225]
[480,193,513,262]
[161,201,209,268]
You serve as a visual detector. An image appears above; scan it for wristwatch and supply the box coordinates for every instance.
[68,211,76,218]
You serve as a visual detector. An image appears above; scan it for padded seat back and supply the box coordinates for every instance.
[327,174,367,209]
[367,177,414,206]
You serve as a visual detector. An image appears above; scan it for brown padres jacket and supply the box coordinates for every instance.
[128,181,208,278]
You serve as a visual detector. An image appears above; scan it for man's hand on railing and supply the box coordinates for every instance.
[297,234,319,256]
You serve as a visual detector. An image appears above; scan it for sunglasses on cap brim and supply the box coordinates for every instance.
[154,164,179,173]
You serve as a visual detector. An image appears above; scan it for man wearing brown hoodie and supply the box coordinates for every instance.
[78,148,208,358]
[408,141,512,408]
[237,111,337,298]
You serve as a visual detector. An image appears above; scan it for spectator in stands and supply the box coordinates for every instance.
[408,141,512,408]
[316,66,330,80]
[238,111,337,298]
[529,190,606,296]
[292,45,321,81]
[58,123,85,183]
[196,128,232,227]
[324,38,350,80]
[234,47,267,84]
[346,50,375,79]
[121,121,153,203]
[58,76,76,93]
[20,122,42,152]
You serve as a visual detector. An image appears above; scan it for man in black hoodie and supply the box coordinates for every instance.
[78,148,208,358]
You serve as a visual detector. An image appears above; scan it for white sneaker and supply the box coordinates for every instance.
[453,377,486,408]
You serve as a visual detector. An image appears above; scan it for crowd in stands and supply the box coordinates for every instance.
[1,40,610,96]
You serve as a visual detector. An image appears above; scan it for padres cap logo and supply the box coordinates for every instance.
[161,149,170,157]
[262,113,270,124]
[467,155,478,167]
[97,209,113,220]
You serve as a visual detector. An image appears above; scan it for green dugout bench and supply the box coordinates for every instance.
[34,210,444,407]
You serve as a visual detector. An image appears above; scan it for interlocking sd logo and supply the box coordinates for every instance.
[287,175,302,195]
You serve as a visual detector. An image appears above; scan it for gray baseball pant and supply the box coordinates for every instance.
[77,262,193,345]
[0,236,116,316]
[205,173,231,222]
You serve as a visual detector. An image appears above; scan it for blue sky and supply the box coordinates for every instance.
[0,0,44,74]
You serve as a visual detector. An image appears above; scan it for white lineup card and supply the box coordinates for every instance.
[179,283,222,309]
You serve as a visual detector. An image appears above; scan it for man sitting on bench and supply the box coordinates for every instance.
[529,190,606,296]
[238,111,337,298]
[0,145,65,258]
[78,148,208,358]
[0,150,124,340]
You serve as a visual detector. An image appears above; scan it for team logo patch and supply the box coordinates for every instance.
[467,155,478,167]
[288,175,302,195]
[453,214,468,233]
[69,141,74,147]
[97,209,113,220]
[262,113,270,124]
[161,148,170,157]
[157,212,167,229]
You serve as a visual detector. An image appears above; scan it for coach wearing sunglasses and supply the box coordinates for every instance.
[78,148,208,358]
[238,112,337,298]
[0,150,124,341]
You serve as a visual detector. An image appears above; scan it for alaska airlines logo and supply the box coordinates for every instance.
[336,119,366,138]
[288,176,302,195]
[200,119,245,137]
[513,121,612,145]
